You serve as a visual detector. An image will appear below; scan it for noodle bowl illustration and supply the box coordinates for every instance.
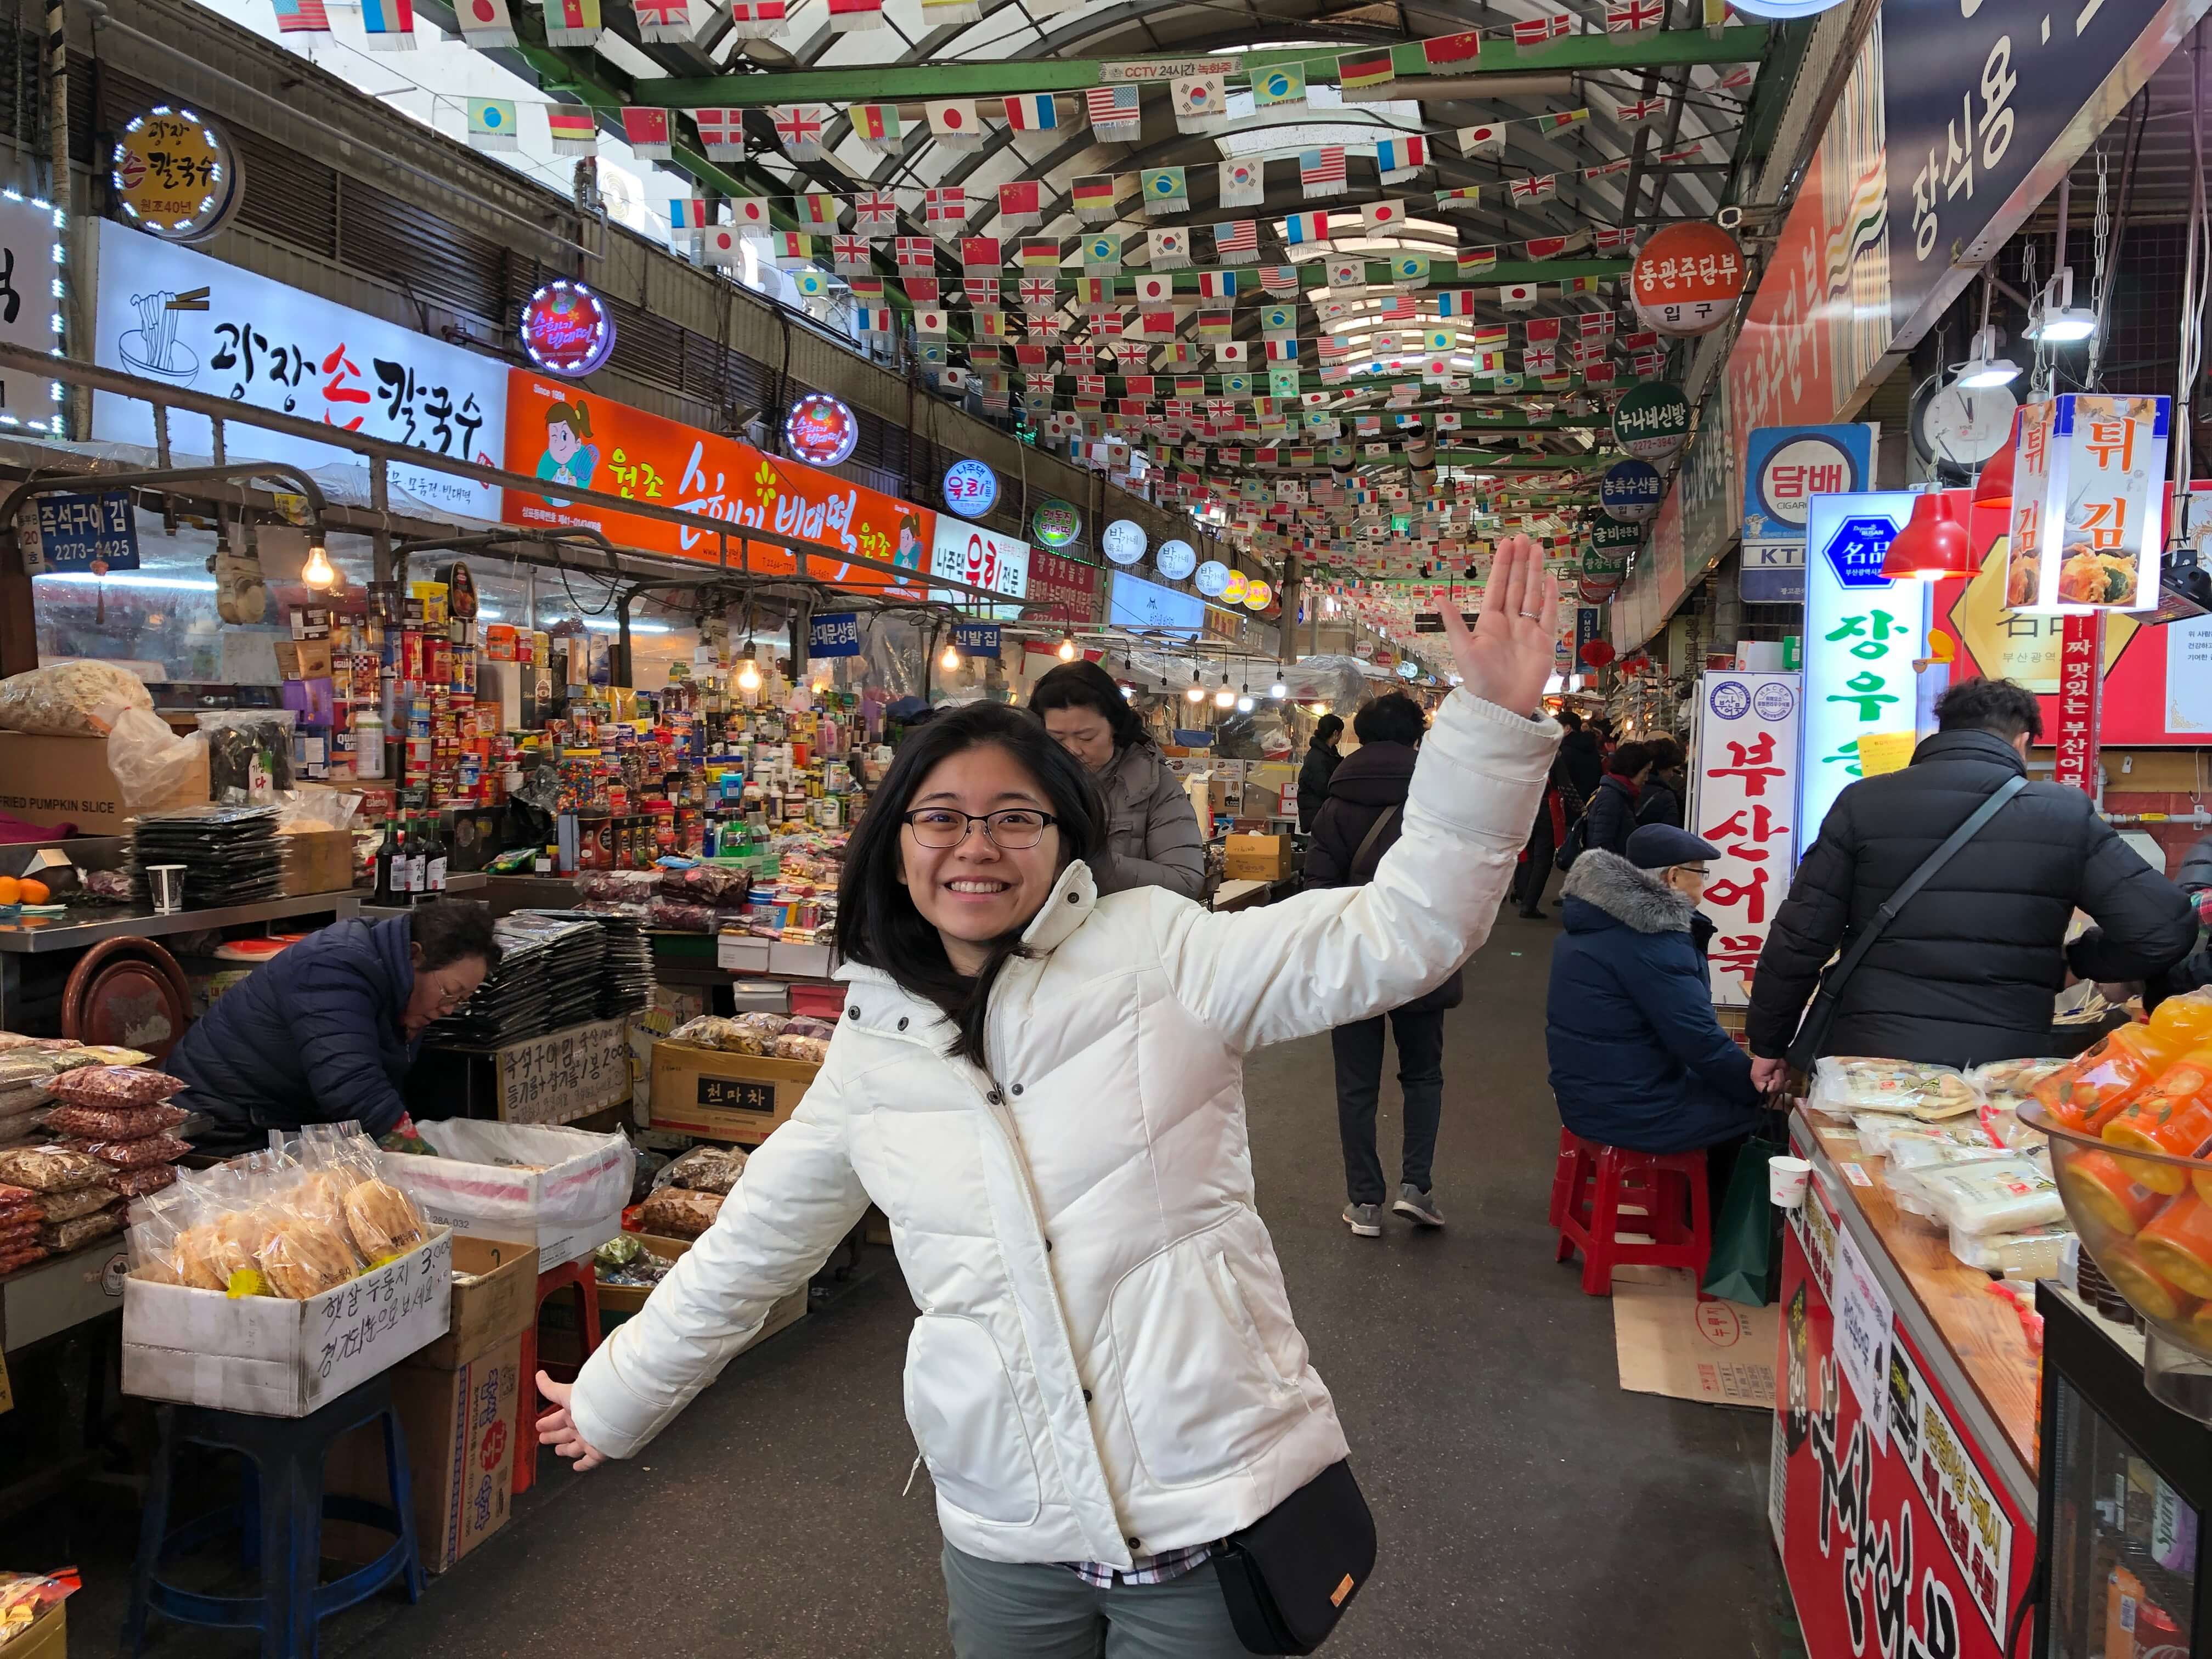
[118,288,204,385]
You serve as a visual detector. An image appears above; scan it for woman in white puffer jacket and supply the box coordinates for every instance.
[540,540,1562,1656]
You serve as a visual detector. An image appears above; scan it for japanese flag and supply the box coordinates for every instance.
[1363,199,1408,232]
[1458,124,1506,159]
[729,196,770,227]
[702,225,743,265]
[1135,272,1174,307]
[1500,283,1537,309]
[916,308,949,336]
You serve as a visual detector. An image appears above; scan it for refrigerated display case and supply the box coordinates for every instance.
[2036,1284,2211,1656]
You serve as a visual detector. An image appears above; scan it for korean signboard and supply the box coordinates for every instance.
[2003,393,2169,612]
[1611,382,1692,462]
[1742,425,1876,605]
[0,191,63,435]
[500,371,922,590]
[93,223,508,521]
[1110,569,1204,634]
[494,1016,630,1125]
[1773,1185,2035,1659]
[1628,222,1746,337]
[1025,549,1101,624]
[929,518,1031,602]
[808,612,864,658]
[1601,460,1664,524]
[1801,492,1926,856]
[1692,671,1799,1006]
[24,491,140,574]
[2053,614,2103,795]
[111,105,239,243]
[951,620,1002,658]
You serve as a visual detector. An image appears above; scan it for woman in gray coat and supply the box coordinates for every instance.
[1031,661,1207,899]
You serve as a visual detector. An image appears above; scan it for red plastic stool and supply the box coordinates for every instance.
[515,1257,603,1497]
[1548,1128,1713,1296]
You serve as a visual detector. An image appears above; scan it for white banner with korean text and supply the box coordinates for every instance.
[1691,670,1801,1007]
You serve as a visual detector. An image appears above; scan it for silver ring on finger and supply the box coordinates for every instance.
[1518,608,1542,619]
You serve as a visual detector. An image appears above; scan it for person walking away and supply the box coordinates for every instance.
[534,540,1564,1657]
[1637,737,1687,830]
[1746,677,2196,1085]
[1558,708,1604,805]
[1306,692,1456,1234]
[1514,748,1580,919]
[1578,741,1652,861]
[1547,827,1773,1188]
[1030,659,1204,899]
[1296,713,1345,832]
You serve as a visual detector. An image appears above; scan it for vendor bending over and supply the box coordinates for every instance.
[166,901,500,1154]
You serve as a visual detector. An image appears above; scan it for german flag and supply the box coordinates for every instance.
[1335,48,1396,94]
[1071,176,1118,215]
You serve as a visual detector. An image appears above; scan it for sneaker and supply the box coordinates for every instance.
[1342,1203,1383,1238]
[1392,1185,1445,1228]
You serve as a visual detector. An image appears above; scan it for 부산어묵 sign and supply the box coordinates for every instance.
[1691,671,1800,1007]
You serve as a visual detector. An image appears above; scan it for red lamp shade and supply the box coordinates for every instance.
[1973,411,2020,512]
[1581,640,1617,668]
[1881,491,1978,582]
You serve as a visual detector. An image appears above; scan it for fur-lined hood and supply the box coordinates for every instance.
[1560,849,1696,934]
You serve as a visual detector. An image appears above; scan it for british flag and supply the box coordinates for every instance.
[774,104,827,157]
[854,189,898,229]
[1718,65,1754,91]
[1020,276,1059,312]
[924,187,969,227]
[832,235,872,273]
[1616,95,1667,122]
[894,235,935,272]
[1605,0,1661,29]
[1508,173,1558,204]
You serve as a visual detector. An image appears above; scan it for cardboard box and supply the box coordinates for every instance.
[6,1606,63,1659]
[414,1236,537,1370]
[122,1229,454,1417]
[1224,833,1294,882]
[381,1123,633,1270]
[648,1042,817,1143]
[275,639,334,680]
[279,826,358,896]
[0,731,158,834]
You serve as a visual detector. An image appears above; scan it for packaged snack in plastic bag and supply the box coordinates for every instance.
[109,1162,178,1198]
[1911,1156,2064,1237]
[40,1102,188,1140]
[0,659,153,736]
[0,1567,80,1643]
[657,1144,748,1196]
[668,1015,744,1051]
[41,1209,124,1252]
[635,1186,724,1239]
[1812,1057,1980,1116]
[57,1133,190,1169]
[342,1173,427,1261]
[0,1145,104,1193]
[1951,1221,2074,1280]
[47,1066,187,1110]
[781,1017,838,1042]
[36,1184,117,1224]
[773,1032,830,1064]
[59,1045,154,1068]
[0,1055,57,1092]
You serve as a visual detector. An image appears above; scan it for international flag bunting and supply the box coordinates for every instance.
[1420,29,1485,70]
[1198,311,1234,341]
[1005,94,1058,131]
[1071,175,1119,221]
[1284,211,1329,247]
[1020,277,1059,313]
[1374,136,1427,183]
[451,0,512,44]
[1212,220,1258,264]
[1140,311,1177,338]
[361,0,414,47]
[691,108,742,159]
[1500,283,1537,309]
[1198,269,1239,300]
[1719,65,1755,91]
[1218,158,1265,210]
[1217,340,1249,365]
[1265,337,1300,362]
[916,308,949,337]
[1540,109,1590,135]
[1524,235,1570,261]
[968,280,1002,309]
[728,196,771,228]
[1435,289,1477,317]
[771,233,812,267]
[1509,174,1558,204]
[827,0,884,29]
[1083,232,1121,270]
[961,236,1001,270]
[1607,0,1662,27]
[543,0,600,46]
[1703,0,1729,28]
[1271,366,1302,397]
[1172,76,1227,133]
[1142,167,1187,216]
[1560,275,1600,295]
[832,235,872,274]
[1525,318,1561,344]
[1584,159,1632,180]
[1458,246,1499,277]
[1593,227,1636,254]
[1149,228,1190,269]
[1471,324,1509,349]
[1391,253,1429,286]
[895,235,935,272]
[853,189,897,229]
[618,106,672,157]
[1458,123,1506,160]
[1086,85,1142,141]
[793,269,831,300]
[274,0,331,33]
[1363,199,1409,232]
[1260,303,1296,335]
[633,0,691,38]
[997,179,1042,230]
[1261,267,1302,297]
[848,276,885,301]
[857,307,895,334]
[466,98,517,151]
[929,100,983,148]
[669,197,708,232]
[1020,239,1059,270]
[724,0,783,31]
[1513,11,1572,48]
[1616,95,1667,123]
[1379,296,1418,322]
[1326,256,1363,289]
[794,193,840,229]
[1336,48,1396,98]
[703,227,743,265]
[1253,64,1305,108]
[904,279,941,304]
[1134,273,1174,308]
[775,105,828,160]
[1578,310,1616,337]
[924,187,969,228]
[851,104,901,149]
[1435,185,1482,213]
[1299,148,1347,198]
[1657,143,1707,164]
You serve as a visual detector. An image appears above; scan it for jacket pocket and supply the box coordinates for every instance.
[902,1314,1042,1526]
[1108,1221,1307,1489]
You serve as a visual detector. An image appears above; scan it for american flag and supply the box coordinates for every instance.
[924,187,969,227]
[774,104,826,157]
[1261,266,1302,296]
[1606,0,1661,28]
[1214,220,1259,262]
[832,235,872,273]
[1513,12,1572,46]
[1379,296,1418,321]
[894,236,935,271]
[854,189,898,229]
[274,0,331,32]
[1299,146,1347,195]
[1086,84,1142,138]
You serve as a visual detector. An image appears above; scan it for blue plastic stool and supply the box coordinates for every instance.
[123,1370,425,1658]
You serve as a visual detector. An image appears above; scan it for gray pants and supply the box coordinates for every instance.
[941,1543,1265,1659]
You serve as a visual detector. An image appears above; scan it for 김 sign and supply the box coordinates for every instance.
[520,281,617,377]
[1031,498,1081,548]
[1611,382,1692,462]
[113,106,243,244]
[1629,221,1746,338]
[783,392,859,466]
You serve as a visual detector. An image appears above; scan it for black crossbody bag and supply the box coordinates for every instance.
[1784,774,2026,1072]
[1213,1459,1377,1655]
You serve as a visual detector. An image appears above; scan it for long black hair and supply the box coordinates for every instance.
[1029,659,1152,752]
[836,703,1104,1065]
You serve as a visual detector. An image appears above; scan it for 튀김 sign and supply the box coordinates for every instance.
[1612,382,1692,462]
[1691,671,1799,1005]
[1742,425,1875,605]
[2003,393,2169,612]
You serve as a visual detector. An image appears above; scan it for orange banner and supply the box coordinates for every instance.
[500,370,930,589]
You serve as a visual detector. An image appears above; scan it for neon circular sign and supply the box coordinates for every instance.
[521,281,616,377]
[113,106,242,244]
[1101,519,1147,565]
[1193,560,1230,596]
[783,393,858,467]
[1155,539,1197,581]
[1031,499,1081,548]
[943,458,999,518]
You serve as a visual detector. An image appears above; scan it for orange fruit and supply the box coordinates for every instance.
[15,879,47,905]
[0,877,21,905]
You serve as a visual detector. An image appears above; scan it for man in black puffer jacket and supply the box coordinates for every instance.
[1747,678,2195,1083]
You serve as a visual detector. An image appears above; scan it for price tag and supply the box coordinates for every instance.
[1831,1223,1894,1443]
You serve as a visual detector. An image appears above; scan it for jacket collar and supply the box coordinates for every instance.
[1560,849,1695,933]
[1911,728,2027,774]
[1600,772,1642,799]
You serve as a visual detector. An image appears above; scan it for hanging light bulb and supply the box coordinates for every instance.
[735,659,762,693]
[1057,631,1077,662]
[1236,682,1254,713]
[1185,670,1205,704]
[1214,684,1235,709]
[1120,683,1136,699]
[940,642,961,672]
[1954,324,2022,390]
[1269,680,1287,699]
[300,540,336,590]
[2025,266,2098,343]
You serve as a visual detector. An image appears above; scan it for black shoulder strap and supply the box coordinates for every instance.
[1349,804,1403,882]
[1826,773,2029,990]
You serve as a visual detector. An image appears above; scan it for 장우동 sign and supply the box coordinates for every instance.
[112,105,241,243]
[519,280,616,379]
[1612,382,1692,462]
[1690,670,1799,1006]
[809,612,864,658]
[783,392,859,467]
[1800,492,1923,859]
[25,491,140,575]
[1741,424,1876,605]
[943,458,1000,519]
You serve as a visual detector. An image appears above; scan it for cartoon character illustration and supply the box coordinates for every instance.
[535,400,600,503]
[893,511,924,571]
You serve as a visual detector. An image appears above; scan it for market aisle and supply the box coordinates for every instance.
[92,902,1797,1658]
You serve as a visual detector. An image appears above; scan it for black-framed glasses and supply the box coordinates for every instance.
[900,808,1058,849]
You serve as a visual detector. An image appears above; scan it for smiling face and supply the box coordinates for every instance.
[899,742,1065,974]
[1041,705,1119,774]
[546,420,580,464]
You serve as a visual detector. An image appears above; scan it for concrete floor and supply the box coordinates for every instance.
[65,901,1801,1657]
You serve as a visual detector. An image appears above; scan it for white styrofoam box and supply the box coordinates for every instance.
[716,934,773,974]
[768,941,836,978]
[382,1121,635,1271]
[123,1229,454,1417]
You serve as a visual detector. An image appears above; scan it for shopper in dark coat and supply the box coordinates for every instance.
[1514,749,1581,918]
[1031,660,1206,899]
[1577,741,1653,862]
[168,902,501,1154]
[2149,834,2212,1002]
[1558,712,1605,803]
[1746,678,2195,1082]
[1307,694,1457,1234]
[1637,737,1687,830]
[1547,826,1768,1154]
[1296,714,1345,832]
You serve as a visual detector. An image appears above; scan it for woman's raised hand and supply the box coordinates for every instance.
[1437,534,1560,718]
